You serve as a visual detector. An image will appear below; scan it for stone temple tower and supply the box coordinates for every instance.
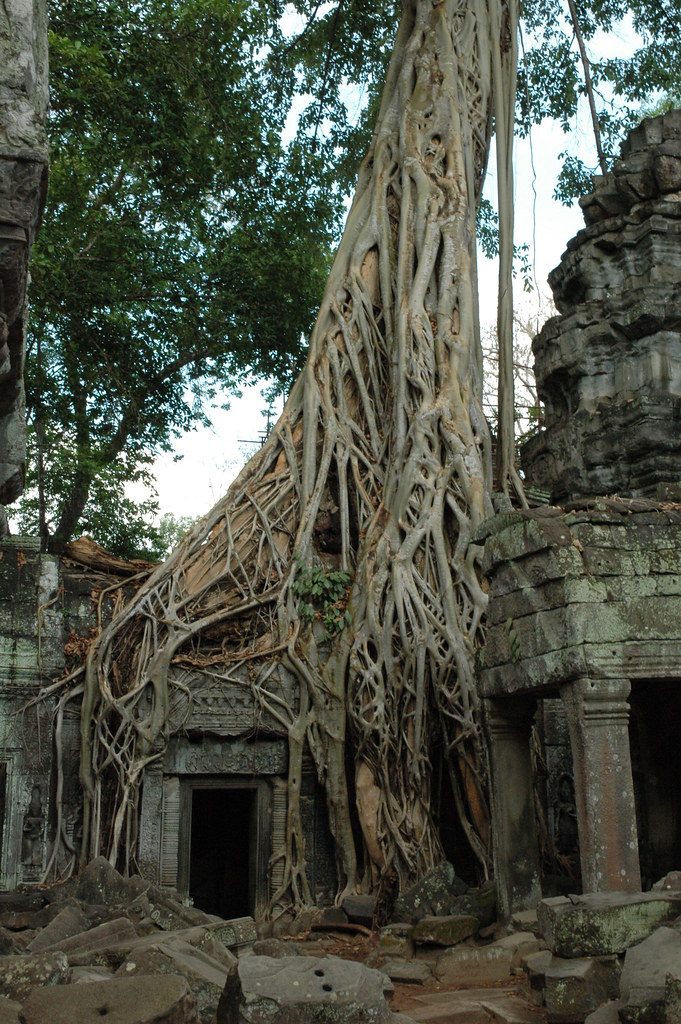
[477,110,681,917]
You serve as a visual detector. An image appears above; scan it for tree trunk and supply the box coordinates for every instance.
[72,0,517,906]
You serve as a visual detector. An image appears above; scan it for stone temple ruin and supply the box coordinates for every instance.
[479,109,681,917]
[1,0,681,970]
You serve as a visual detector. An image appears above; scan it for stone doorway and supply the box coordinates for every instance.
[177,779,270,919]
[629,680,681,889]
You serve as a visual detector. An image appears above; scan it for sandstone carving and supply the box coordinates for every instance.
[522,110,681,504]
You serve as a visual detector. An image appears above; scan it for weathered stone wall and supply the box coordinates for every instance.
[0,538,336,914]
[522,110,681,503]
[478,499,681,696]
[0,0,48,508]
[0,537,61,891]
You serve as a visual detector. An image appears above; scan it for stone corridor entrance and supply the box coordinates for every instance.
[177,779,270,919]
[630,679,681,889]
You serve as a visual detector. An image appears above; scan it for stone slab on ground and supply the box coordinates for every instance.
[412,915,478,946]
[406,986,544,1024]
[511,911,541,937]
[40,915,138,955]
[0,950,69,1002]
[543,955,621,1023]
[491,931,544,969]
[115,938,233,1024]
[216,954,404,1023]
[434,943,514,986]
[25,903,90,953]
[0,997,20,1024]
[618,925,681,1024]
[538,892,681,958]
[18,974,197,1024]
[382,960,432,984]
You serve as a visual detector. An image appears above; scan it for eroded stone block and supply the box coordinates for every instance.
[538,893,681,958]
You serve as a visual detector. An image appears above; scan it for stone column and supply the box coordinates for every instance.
[561,677,640,893]
[485,697,542,917]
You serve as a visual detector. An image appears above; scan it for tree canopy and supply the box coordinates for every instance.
[14,0,681,554]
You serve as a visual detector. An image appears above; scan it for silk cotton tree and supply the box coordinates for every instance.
[64,0,521,908]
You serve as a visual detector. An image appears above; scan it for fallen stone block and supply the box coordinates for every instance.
[341,893,376,928]
[0,929,19,956]
[394,862,468,922]
[538,892,681,958]
[40,915,138,955]
[434,944,514,986]
[26,902,90,953]
[0,950,70,1002]
[216,954,404,1023]
[510,910,541,937]
[543,955,621,1023]
[0,894,47,924]
[18,974,197,1024]
[252,938,304,957]
[116,937,234,1024]
[524,949,553,1005]
[490,931,543,968]
[382,960,432,984]
[203,917,257,955]
[619,925,681,1024]
[377,923,414,959]
[411,914,478,946]
[584,1002,625,1024]
[0,996,20,1024]
[71,965,115,983]
[407,986,539,1024]
[479,990,547,1023]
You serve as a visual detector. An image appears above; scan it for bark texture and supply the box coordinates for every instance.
[64,0,518,909]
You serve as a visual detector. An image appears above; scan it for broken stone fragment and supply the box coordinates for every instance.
[216,954,404,1023]
[341,892,376,928]
[542,955,621,1024]
[0,950,69,1003]
[381,959,432,984]
[618,925,681,1024]
[538,892,681,958]
[411,913,478,946]
[25,903,90,953]
[393,861,468,922]
[434,942,515,986]
[18,974,197,1024]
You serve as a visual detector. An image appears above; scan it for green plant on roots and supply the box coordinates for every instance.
[292,560,351,639]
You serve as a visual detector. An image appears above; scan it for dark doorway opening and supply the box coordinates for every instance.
[629,679,681,889]
[0,763,6,873]
[188,787,255,919]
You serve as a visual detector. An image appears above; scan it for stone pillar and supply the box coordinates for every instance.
[561,677,640,893]
[485,697,542,917]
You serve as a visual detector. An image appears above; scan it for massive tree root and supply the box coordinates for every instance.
[67,0,518,908]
